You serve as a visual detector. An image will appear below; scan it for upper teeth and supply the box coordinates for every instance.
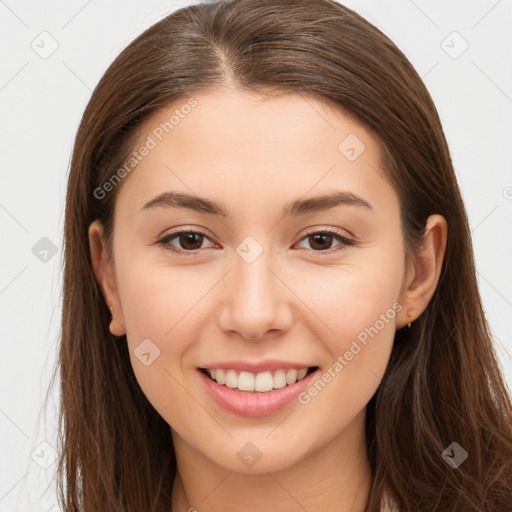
[207,368,309,392]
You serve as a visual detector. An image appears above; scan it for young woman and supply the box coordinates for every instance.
[53,0,512,510]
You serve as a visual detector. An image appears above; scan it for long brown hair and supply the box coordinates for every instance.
[50,0,512,510]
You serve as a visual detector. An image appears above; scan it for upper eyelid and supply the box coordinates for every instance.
[160,226,353,239]
[161,221,354,236]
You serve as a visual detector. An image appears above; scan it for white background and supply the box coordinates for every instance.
[1,0,511,510]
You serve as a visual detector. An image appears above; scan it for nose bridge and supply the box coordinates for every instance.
[217,236,292,338]
[236,246,274,304]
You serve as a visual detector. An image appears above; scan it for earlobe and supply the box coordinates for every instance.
[397,214,447,329]
[108,305,126,337]
[88,220,126,336]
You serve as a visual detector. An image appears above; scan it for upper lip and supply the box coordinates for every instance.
[198,359,318,373]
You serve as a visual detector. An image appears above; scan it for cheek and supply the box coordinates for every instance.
[118,265,202,358]
[116,268,205,429]
[114,234,207,338]
[298,255,402,341]
[293,259,402,397]
[112,254,200,401]
[291,273,401,433]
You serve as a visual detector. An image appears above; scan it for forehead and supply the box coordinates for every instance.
[114,87,395,218]
[138,87,371,157]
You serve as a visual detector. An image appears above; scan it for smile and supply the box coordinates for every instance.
[200,367,317,392]
[198,366,320,417]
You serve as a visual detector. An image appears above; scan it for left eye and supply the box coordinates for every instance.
[157,228,353,255]
[296,230,353,252]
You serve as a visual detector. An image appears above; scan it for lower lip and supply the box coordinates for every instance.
[198,368,318,417]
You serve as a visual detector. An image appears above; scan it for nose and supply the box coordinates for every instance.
[216,248,294,340]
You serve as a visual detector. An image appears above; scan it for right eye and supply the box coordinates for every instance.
[157,229,216,254]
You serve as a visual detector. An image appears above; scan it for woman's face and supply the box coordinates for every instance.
[91,88,414,473]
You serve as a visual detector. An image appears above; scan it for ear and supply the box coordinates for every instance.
[88,220,126,336]
[396,214,448,329]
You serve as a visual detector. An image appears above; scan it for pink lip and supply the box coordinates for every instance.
[198,359,315,373]
[198,367,319,417]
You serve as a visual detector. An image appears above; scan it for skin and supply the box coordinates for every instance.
[89,87,447,512]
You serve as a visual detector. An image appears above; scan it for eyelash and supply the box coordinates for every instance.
[156,227,355,256]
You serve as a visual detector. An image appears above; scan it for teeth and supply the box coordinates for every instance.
[206,367,312,392]
[286,369,297,385]
[225,369,238,389]
[273,370,287,389]
[238,371,255,391]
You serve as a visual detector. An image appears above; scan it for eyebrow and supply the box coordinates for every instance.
[140,190,373,217]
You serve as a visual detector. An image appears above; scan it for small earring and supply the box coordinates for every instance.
[408,321,412,328]
[109,306,115,320]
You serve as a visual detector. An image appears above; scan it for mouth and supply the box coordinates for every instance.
[197,365,320,417]
[198,366,319,393]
